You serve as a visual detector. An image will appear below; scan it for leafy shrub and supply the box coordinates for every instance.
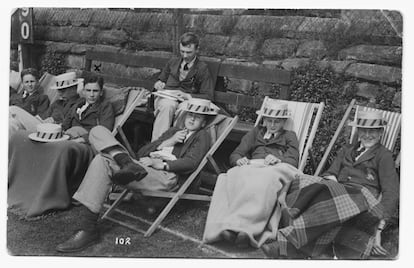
[39,48,67,76]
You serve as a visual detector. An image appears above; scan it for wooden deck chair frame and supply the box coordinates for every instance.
[101,114,239,237]
[255,96,325,171]
[314,99,401,176]
[111,88,147,157]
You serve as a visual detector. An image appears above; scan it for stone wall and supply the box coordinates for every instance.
[10,8,402,108]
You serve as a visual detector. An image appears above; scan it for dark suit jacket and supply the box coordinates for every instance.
[137,127,211,179]
[10,91,50,117]
[41,96,79,124]
[62,98,115,134]
[229,126,299,168]
[158,57,214,100]
[322,142,399,219]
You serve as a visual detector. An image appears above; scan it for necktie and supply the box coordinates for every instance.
[183,63,189,71]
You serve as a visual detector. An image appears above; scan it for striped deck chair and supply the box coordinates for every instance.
[255,96,325,171]
[315,99,401,175]
[101,114,239,237]
[313,99,401,258]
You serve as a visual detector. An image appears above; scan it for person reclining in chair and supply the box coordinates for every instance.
[151,31,214,141]
[262,110,399,259]
[56,98,217,253]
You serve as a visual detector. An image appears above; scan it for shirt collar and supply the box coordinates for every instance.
[181,56,197,70]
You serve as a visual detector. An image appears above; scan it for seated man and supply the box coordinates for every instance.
[9,72,82,137]
[56,98,217,253]
[203,101,300,248]
[262,110,399,259]
[151,31,214,141]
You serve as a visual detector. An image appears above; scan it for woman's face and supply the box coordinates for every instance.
[263,117,286,133]
[22,74,37,94]
[83,82,102,104]
[358,128,383,148]
[184,112,206,131]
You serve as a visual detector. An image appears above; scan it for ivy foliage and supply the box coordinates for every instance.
[39,48,67,76]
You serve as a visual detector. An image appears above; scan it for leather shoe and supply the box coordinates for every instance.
[235,232,250,248]
[261,242,280,258]
[56,230,100,253]
[221,230,237,242]
[111,162,148,185]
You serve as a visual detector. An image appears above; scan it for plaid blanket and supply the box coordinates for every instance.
[277,174,384,258]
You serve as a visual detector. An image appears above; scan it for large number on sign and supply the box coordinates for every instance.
[21,8,29,17]
[21,22,30,40]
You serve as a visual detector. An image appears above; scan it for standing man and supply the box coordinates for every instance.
[151,32,214,141]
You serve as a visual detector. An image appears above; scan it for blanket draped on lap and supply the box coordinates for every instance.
[277,174,384,259]
[203,162,299,248]
[8,130,94,220]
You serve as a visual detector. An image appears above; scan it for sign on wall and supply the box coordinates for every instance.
[11,8,34,44]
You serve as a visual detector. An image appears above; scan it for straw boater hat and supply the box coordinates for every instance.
[182,98,218,115]
[50,72,83,92]
[256,101,291,118]
[28,123,70,142]
[348,110,387,128]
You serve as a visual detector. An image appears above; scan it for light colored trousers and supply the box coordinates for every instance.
[152,97,187,142]
[73,125,177,213]
[9,106,41,137]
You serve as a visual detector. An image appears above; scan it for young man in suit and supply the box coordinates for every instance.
[56,98,217,253]
[151,32,214,141]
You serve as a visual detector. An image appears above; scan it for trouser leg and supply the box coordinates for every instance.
[151,97,178,141]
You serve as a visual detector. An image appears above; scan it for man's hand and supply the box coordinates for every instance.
[151,158,164,170]
[236,157,250,166]
[71,137,85,143]
[264,154,281,165]
[42,117,55,124]
[154,80,166,91]
[323,175,338,182]
[371,229,389,256]
[175,91,192,100]
[139,157,153,167]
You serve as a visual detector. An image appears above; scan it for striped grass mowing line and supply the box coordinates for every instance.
[102,204,238,258]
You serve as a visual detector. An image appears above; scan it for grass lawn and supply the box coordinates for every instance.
[7,195,398,259]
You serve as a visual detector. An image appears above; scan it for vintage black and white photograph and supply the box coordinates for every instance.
[4,1,408,264]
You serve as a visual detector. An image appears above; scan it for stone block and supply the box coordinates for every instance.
[122,12,172,33]
[71,44,95,54]
[295,17,348,39]
[66,55,85,70]
[200,34,230,55]
[91,45,121,54]
[33,8,54,26]
[96,29,129,46]
[203,15,238,34]
[355,82,380,99]
[316,60,353,74]
[261,38,299,58]
[224,35,259,57]
[48,9,72,26]
[69,8,94,27]
[296,40,327,59]
[89,9,128,29]
[130,31,172,50]
[345,63,402,84]
[66,26,98,44]
[44,41,74,53]
[280,58,310,71]
[338,45,402,65]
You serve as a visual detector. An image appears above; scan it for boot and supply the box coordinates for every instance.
[112,153,148,185]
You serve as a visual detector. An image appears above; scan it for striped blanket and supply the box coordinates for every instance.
[277,174,384,258]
